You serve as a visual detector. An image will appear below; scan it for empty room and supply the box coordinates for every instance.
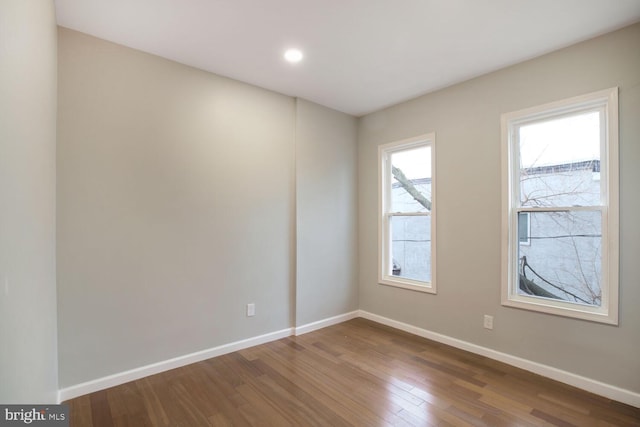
[1,0,639,425]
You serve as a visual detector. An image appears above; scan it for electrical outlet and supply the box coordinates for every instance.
[483,315,494,330]
[247,303,255,317]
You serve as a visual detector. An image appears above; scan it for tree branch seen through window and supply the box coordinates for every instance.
[392,166,431,211]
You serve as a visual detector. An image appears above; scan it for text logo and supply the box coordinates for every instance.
[0,405,68,426]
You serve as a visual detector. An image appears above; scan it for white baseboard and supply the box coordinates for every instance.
[57,327,293,403]
[57,310,640,408]
[57,310,359,403]
[294,311,360,336]
[358,310,640,408]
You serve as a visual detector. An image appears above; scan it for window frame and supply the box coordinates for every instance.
[501,88,619,324]
[378,133,436,293]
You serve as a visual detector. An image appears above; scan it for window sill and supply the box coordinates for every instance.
[379,277,436,294]
[502,294,618,325]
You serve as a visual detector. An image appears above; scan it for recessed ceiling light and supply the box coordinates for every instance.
[284,48,303,63]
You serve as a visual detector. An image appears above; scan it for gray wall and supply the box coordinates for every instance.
[0,0,59,403]
[57,28,297,387]
[57,29,360,388]
[358,23,640,393]
[295,99,358,326]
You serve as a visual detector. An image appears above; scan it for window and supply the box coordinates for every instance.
[501,88,619,324]
[379,134,436,293]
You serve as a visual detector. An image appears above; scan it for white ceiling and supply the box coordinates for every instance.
[54,0,640,116]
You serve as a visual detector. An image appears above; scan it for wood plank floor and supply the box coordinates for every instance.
[65,318,640,426]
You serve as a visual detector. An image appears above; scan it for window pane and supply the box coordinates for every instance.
[391,146,431,213]
[518,210,602,307]
[518,212,529,244]
[519,111,601,207]
[391,215,431,282]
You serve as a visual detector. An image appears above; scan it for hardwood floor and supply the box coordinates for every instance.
[66,318,640,426]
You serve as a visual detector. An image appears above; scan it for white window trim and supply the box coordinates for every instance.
[378,133,436,294]
[501,88,619,324]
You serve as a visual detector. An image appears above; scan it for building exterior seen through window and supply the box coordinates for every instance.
[518,159,602,305]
